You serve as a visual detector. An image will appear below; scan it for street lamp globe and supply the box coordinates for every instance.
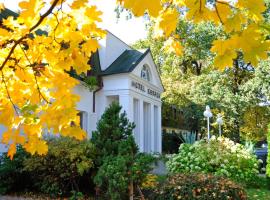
[203,105,213,118]
[216,114,223,125]
[203,105,212,140]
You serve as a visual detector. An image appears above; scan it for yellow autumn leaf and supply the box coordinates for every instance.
[118,0,162,17]
[163,37,183,56]
[82,39,99,55]
[7,143,16,160]
[70,0,88,9]
[24,138,48,155]
[237,0,266,22]
[62,126,87,140]
[213,2,232,24]
[85,6,103,23]
[223,13,247,33]
[211,39,238,69]
[154,8,179,37]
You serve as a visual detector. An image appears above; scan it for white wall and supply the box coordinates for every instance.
[73,84,95,138]
[0,125,7,153]
[131,53,164,92]
[98,31,132,71]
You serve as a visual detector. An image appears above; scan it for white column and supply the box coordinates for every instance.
[157,105,162,153]
[119,94,133,122]
[139,100,144,152]
[150,104,155,152]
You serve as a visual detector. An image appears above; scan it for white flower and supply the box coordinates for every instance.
[258,159,264,164]
[261,168,266,172]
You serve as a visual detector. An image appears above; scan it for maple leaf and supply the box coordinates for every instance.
[7,144,16,160]
[85,6,103,23]
[70,0,88,9]
[237,0,266,22]
[163,37,183,56]
[118,0,162,17]
[154,8,179,37]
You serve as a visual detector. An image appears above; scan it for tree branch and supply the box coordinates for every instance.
[216,0,237,10]
[19,45,50,104]
[1,71,19,115]
[214,4,223,24]
[0,0,61,71]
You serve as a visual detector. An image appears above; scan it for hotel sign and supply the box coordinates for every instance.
[131,81,160,99]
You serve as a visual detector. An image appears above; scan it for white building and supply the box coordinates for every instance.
[0,31,164,153]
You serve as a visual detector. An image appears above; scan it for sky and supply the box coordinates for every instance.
[0,0,148,45]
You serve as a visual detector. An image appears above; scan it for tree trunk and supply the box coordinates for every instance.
[129,181,134,200]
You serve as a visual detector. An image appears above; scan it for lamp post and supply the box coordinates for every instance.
[216,114,223,137]
[203,105,212,140]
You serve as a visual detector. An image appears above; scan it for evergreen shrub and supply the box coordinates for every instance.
[92,102,155,200]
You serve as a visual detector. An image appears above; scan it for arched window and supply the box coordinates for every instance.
[141,64,151,82]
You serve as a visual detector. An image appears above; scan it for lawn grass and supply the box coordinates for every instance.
[247,188,270,200]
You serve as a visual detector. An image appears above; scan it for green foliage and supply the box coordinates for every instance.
[266,125,270,178]
[134,19,270,142]
[167,136,259,185]
[0,146,31,194]
[69,190,84,200]
[23,137,96,196]
[92,103,155,200]
[149,173,247,200]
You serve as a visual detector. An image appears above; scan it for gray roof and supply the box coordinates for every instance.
[101,49,150,76]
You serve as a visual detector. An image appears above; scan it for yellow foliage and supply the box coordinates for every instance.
[141,174,158,189]
[154,8,179,38]
[0,0,103,159]
[164,37,183,56]
[117,0,162,17]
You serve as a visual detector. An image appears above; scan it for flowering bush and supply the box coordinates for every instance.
[141,174,159,189]
[167,136,259,184]
[149,173,247,200]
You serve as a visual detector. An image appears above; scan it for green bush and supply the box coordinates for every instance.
[267,125,270,180]
[0,146,31,194]
[92,102,155,200]
[167,136,259,185]
[149,173,247,200]
[23,137,96,196]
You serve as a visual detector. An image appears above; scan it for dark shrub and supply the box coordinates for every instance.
[149,173,247,200]
[0,146,31,194]
[162,131,182,154]
[23,137,96,197]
